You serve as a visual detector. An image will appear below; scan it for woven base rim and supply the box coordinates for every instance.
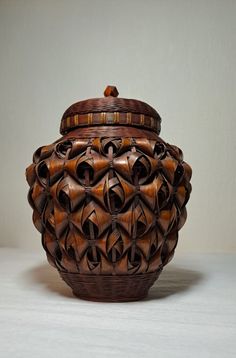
[59,270,162,302]
[72,292,148,302]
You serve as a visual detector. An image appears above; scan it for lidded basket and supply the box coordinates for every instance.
[26,86,192,302]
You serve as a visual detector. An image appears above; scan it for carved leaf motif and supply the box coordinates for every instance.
[100,137,132,156]
[65,229,88,260]
[139,176,163,210]
[26,163,36,186]
[26,135,192,275]
[56,176,85,212]
[157,204,178,235]
[134,138,155,157]
[54,203,68,238]
[36,154,64,186]
[70,201,112,238]
[116,201,155,237]
[160,157,178,185]
[33,143,55,164]
[30,180,47,214]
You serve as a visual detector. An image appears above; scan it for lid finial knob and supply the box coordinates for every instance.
[104,85,119,97]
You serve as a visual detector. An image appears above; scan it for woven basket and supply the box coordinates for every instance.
[26,86,192,302]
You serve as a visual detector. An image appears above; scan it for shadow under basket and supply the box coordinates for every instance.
[59,270,162,302]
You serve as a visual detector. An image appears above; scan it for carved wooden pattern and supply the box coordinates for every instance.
[26,85,192,301]
[26,135,192,277]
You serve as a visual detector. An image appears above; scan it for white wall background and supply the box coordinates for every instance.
[0,0,235,252]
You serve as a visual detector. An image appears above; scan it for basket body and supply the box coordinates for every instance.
[26,88,192,302]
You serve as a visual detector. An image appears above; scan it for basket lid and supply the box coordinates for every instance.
[60,85,161,135]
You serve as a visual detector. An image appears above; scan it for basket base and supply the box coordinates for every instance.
[59,270,162,302]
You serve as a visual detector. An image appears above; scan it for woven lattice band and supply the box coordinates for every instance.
[60,111,161,135]
[62,95,160,119]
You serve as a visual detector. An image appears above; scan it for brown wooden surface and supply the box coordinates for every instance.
[26,86,192,301]
[26,127,192,301]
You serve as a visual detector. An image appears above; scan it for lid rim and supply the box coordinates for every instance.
[60,111,161,135]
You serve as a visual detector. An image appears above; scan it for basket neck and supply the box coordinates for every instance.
[62,125,160,140]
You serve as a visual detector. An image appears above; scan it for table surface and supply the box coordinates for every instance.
[0,248,235,358]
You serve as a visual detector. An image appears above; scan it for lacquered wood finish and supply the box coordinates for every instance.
[26,87,192,301]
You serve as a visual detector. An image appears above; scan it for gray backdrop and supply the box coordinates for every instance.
[0,0,235,252]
